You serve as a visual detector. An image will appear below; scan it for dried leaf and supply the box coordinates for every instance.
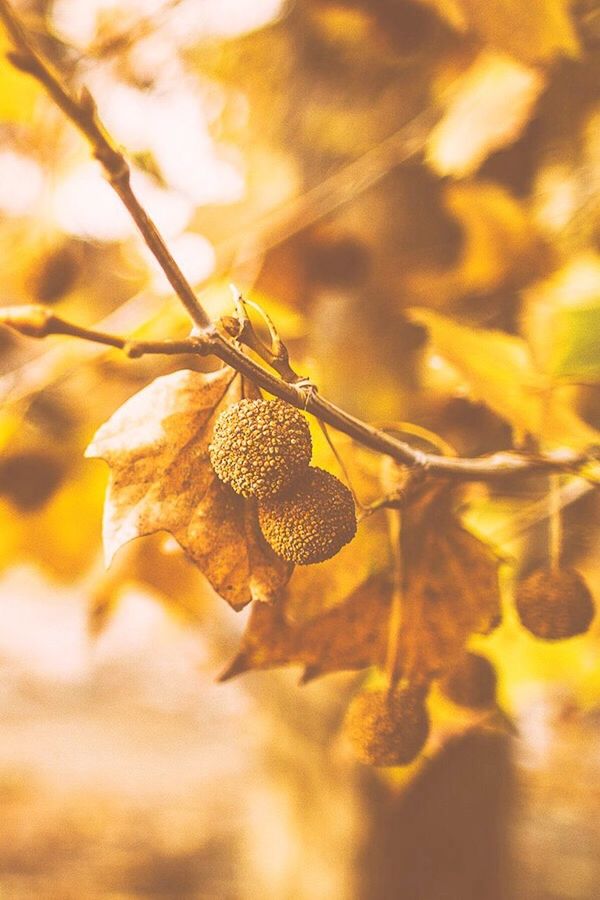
[282,509,391,624]
[85,367,291,610]
[222,485,504,684]
[427,51,544,178]
[398,483,501,678]
[220,573,393,682]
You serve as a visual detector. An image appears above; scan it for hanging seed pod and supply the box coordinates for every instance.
[515,567,595,640]
[209,398,312,499]
[344,683,430,767]
[258,466,356,565]
[440,652,497,708]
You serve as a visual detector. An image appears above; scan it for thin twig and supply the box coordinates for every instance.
[0,305,200,357]
[211,106,438,275]
[316,417,365,510]
[548,474,563,572]
[1,0,599,483]
[0,106,436,408]
[384,509,404,691]
[0,0,209,329]
[3,304,597,481]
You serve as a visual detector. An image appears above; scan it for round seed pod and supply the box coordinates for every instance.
[209,398,312,499]
[258,466,356,565]
[440,652,497,709]
[344,684,430,767]
[515,567,595,640]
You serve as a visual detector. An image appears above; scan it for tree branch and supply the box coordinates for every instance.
[1,0,598,483]
[3,305,597,481]
[0,0,209,329]
[0,305,200,356]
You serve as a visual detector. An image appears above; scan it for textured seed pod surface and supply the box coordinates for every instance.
[258,466,356,564]
[440,652,497,708]
[209,398,312,499]
[515,567,595,640]
[344,685,430,767]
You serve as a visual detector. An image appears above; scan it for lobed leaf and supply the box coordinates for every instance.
[85,367,292,610]
[398,483,502,678]
[223,484,503,684]
[220,573,394,683]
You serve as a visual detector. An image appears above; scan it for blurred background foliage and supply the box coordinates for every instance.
[1,0,600,897]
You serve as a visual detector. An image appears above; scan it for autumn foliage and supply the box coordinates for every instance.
[1,0,600,779]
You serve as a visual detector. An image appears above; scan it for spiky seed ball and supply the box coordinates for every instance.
[440,652,497,709]
[209,399,312,499]
[258,466,356,565]
[344,684,430,767]
[515,567,595,640]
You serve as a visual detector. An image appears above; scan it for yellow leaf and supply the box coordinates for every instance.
[407,182,551,304]
[523,253,600,380]
[0,459,104,580]
[427,51,544,178]
[420,0,579,63]
[412,307,543,427]
[411,308,600,448]
[0,405,106,578]
[85,367,291,610]
[0,27,43,122]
